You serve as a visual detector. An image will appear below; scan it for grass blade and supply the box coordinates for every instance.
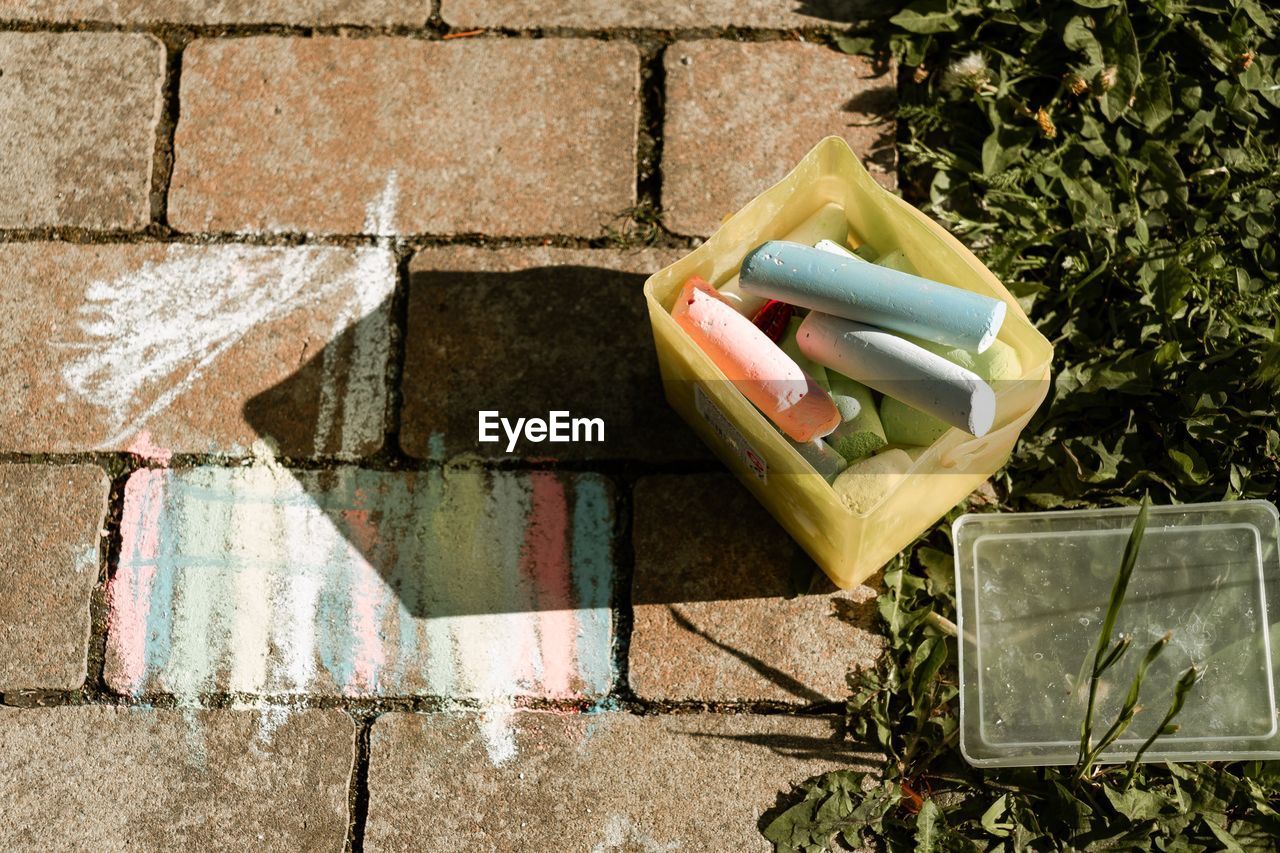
[1077,495,1151,771]
[1124,666,1201,788]
[1085,632,1171,769]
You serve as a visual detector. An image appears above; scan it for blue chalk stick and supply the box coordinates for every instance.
[739,240,1006,352]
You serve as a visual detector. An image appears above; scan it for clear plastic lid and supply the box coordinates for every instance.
[954,500,1280,767]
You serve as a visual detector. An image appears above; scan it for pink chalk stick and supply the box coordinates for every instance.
[673,277,839,442]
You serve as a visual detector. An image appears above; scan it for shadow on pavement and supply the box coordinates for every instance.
[243,265,839,618]
[794,0,885,26]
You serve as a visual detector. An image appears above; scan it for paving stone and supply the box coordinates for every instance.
[442,0,879,28]
[169,38,639,237]
[401,246,710,463]
[0,32,163,230]
[0,242,393,457]
[662,41,896,236]
[5,1,432,25]
[0,465,109,691]
[367,710,872,851]
[105,465,615,701]
[0,706,353,850]
[630,474,884,703]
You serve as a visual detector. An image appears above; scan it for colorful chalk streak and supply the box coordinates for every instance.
[106,466,615,701]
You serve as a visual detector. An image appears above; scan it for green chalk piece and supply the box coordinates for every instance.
[875,248,917,275]
[783,432,849,483]
[825,372,887,463]
[789,203,850,247]
[881,398,951,446]
[908,336,1023,382]
[833,448,913,514]
[884,444,929,461]
[780,317,828,387]
[881,339,1023,446]
[853,243,880,263]
[932,338,1023,380]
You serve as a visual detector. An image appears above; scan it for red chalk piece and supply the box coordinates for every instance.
[750,299,795,344]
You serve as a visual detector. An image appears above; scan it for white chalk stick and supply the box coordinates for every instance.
[797,312,996,437]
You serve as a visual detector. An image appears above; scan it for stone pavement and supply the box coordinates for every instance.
[0,4,895,850]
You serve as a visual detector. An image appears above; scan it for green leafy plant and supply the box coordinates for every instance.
[765,499,1274,850]
[763,0,1280,847]
[886,0,1279,509]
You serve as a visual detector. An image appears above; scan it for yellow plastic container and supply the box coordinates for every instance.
[644,137,1054,588]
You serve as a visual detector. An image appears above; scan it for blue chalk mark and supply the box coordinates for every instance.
[571,476,615,695]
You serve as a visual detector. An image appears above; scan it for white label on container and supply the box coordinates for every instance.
[694,384,767,484]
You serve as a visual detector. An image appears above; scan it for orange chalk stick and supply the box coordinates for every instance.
[673,277,840,442]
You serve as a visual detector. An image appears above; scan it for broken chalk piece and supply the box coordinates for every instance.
[881,338,1023,446]
[825,372,887,463]
[874,248,916,275]
[780,429,849,483]
[832,448,913,514]
[779,317,828,388]
[853,243,880,263]
[673,277,840,442]
[751,299,794,344]
[718,204,850,316]
[739,240,1007,352]
[796,312,996,437]
[815,239,862,261]
[880,398,949,447]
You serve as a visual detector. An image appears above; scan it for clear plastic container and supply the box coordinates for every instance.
[644,137,1053,588]
[954,500,1280,767]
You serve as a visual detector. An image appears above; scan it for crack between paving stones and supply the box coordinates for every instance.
[382,246,413,461]
[0,228,699,251]
[148,34,185,228]
[0,19,883,41]
[1,687,845,716]
[345,713,374,853]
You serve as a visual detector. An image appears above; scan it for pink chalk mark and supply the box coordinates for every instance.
[126,430,173,466]
[522,474,577,697]
[106,470,167,692]
[342,508,386,694]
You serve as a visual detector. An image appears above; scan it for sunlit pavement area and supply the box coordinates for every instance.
[0,3,901,848]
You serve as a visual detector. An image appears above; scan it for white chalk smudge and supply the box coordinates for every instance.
[363,171,399,240]
[232,700,295,745]
[180,710,209,771]
[228,496,276,694]
[448,475,539,765]
[344,173,399,452]
[163,484,226,701]
[477,702,519,767]
[73,544,98,575]
[276,498,323,694]
[592,815,682,853]
[57,174,398,455]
